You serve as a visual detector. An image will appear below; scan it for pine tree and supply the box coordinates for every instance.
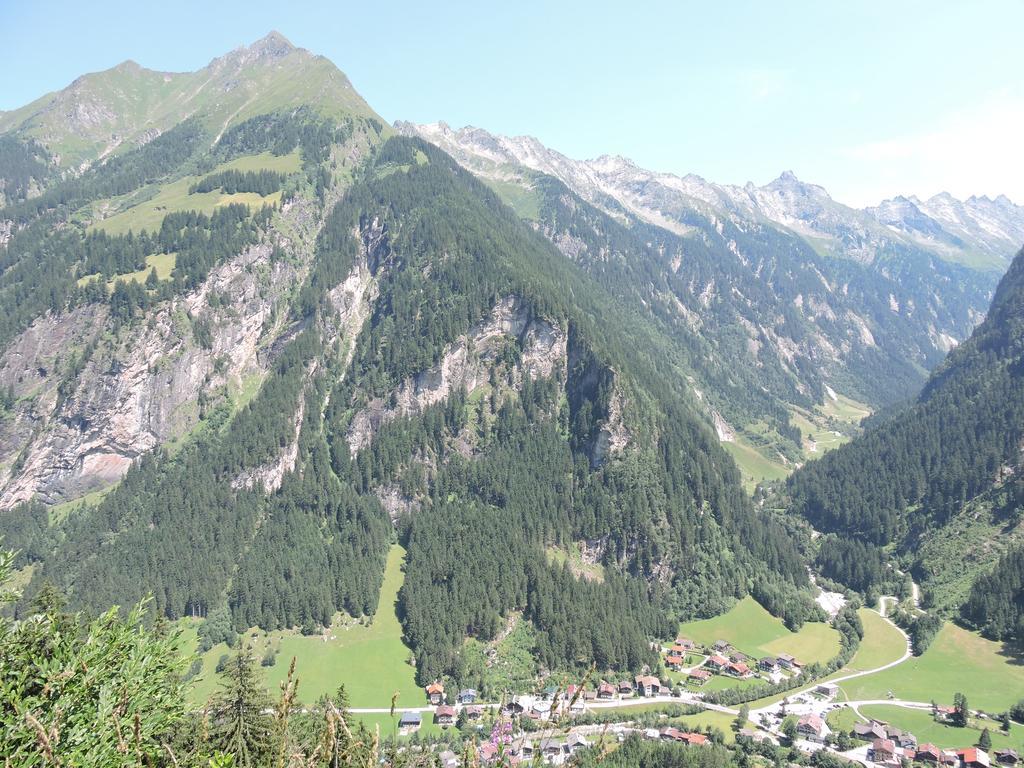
[208,647,274,767]
[979,728,992,750]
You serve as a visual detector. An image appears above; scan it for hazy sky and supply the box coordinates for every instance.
[2,0,1021,207]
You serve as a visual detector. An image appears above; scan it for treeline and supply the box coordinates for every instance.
[0,145,274,348]
[189,168,285,195]
[211,109,351,169]
[1,119,206,224]
[961,546,1024,642]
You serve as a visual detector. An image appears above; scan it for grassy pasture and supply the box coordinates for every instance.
[839,622,1024,712]
[184,544,422,708]
[92,151,298,236]
[679,596,840,665]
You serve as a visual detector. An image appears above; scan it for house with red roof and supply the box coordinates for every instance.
[958,749,992,768]
[870,738,897,764]
[597,682,616,699]
[425,681,445,705]
[705,654,730,672]
[634,675,661,697]
[726,660,751,678]
[665,652,685,670]
[688,668,712,685]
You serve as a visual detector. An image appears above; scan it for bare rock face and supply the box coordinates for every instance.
[589,386,630,466]
[347,295,568,455]
[0,200,321,509]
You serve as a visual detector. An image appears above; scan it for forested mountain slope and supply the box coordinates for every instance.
[787,245,1024,622]
[0,37,818,686]
[397,122,1014,466]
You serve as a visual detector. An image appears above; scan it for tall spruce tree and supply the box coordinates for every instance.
[208,647,275,767]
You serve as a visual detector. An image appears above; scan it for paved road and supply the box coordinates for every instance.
[351,694,739,716]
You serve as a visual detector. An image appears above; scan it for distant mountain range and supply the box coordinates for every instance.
[400,121,1024,272]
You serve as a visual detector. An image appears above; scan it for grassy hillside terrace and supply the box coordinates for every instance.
[183,544,422,708]
[90,150,299,237]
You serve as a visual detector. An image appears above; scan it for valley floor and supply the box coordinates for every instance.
[179,570,1024,755]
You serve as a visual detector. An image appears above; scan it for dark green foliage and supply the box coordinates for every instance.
[954,692,970,727]
[572,735,734,768]
[0,135,49,203]
[0,502,52,568]
[908,613,943,655]
[0,198,271,348]
[962,547,1024,642]
[198,606,238,652]
[816,537,888,593]
[787,248,1024,603]
[211,110,352,171]
[0,558,188,766]
[208,648,274,767]
[228,380,391,631]
[190,169,286,195]
[1010,699,1024,724]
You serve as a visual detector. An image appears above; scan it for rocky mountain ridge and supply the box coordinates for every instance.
[400,121,1023,271]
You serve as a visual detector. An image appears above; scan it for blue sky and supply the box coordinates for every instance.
[2,0,1021,206]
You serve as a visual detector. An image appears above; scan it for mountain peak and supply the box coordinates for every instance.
[588,154,636,173]
[249,30,297,57]
[111,59,145,74]
[211,31,302,71]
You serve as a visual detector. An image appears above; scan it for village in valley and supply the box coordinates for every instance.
[369,617,1023,768]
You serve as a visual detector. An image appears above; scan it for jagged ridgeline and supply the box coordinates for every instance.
[787,246,1024,628]
[2,123,812,683]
